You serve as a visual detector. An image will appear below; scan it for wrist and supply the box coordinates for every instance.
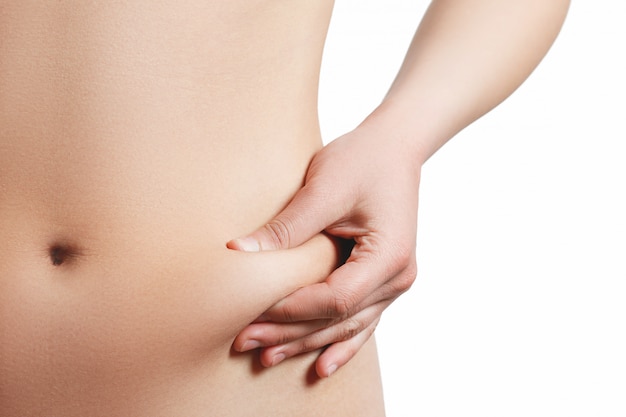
[357,98,448,166]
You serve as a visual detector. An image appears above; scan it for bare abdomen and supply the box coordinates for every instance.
[0,1,385,415]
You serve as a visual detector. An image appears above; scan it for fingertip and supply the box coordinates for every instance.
[316,357,339,378]
[226,237,260,252]
[237,339,261,352]
[326,363,338,377]
[232,323,267,352]
[315,327,372,378]
[315,347,339,378]
[260,346,286,368]
[231,333,248,352]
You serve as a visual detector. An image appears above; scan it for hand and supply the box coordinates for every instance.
[228,121,421,378]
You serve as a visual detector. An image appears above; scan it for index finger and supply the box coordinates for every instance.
[259,249,401,322]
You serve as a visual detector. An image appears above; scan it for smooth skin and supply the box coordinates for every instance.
[2,2,390,415]
[230,0,571,378]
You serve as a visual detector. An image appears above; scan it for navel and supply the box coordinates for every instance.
[48,244,78,266]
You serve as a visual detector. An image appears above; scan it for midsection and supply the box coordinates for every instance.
[0,1,384,416]
[0,0,330,238]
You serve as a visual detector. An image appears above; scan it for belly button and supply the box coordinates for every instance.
[48,244,77,266]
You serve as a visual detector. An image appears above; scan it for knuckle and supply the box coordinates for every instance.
[263,218,294,249]
[339,318,362,341]
[392,242,414,269]
[298,335,321,353]
[394,261,418,294]
[274,331,294,346]
[364,319,379,340]
[280,304,300,323]
[331,292,358,318]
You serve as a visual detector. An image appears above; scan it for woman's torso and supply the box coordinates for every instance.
[0,1,385,416]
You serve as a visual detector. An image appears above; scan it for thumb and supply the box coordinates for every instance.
[227,183,340,252]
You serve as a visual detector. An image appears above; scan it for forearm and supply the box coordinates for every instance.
[362,0,570,163]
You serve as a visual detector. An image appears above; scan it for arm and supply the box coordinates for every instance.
[370,0,571,162]
[230,0,571,378]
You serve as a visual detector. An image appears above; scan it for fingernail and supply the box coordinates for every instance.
[271,353,286,367]
[326,364,338,377]
[240,340,261,352]
[233,237,260,252]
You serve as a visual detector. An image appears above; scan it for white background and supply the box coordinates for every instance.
[318,1,626,416]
